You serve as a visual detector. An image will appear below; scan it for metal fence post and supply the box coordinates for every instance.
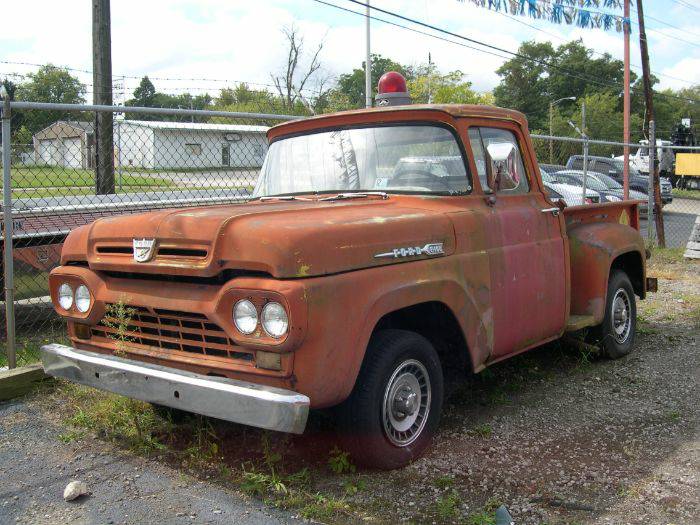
[581,102,588,203]
[647,120,656,243]
[2,96,16,368]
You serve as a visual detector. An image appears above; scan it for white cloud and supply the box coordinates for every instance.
[0,0,695,102]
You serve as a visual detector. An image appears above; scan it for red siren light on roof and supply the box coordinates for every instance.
[378,71,407,94]
[375,71,411,107]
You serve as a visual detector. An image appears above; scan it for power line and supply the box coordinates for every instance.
[337,0,699,105]
[670,0,700,13]
[640,11,700,40]
[0,60,323,95]
[487,7,695,86]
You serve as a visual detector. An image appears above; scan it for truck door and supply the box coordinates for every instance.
[467,126,567,358]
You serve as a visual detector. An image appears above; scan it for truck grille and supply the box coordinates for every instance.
[90,304,253,363]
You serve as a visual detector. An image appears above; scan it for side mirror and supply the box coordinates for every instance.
[486,142,518,191]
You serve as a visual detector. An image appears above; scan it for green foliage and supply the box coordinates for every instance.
[494,41,554,130]
[102,300,137,356]
[327,446,355,474]
[132,76,156,107]
[14,64,87,134]
[434,475,455,489]
[63,385,168,453]
[495,39,700,141]
[335,54,409,108]
[435,489,461,519]
[469,423,493,438]
[408,69,493,105]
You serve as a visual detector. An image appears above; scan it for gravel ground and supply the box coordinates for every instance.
[0,254,697,525]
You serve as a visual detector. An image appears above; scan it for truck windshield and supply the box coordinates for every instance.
[253,125,469,197]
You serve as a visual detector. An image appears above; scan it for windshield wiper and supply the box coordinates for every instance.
[256,195,312,202]
[319,192,389,202]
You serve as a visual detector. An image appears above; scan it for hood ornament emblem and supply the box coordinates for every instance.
[133,238,156,262]
[374,242,444,259]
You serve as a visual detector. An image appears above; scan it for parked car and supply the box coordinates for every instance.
[555,170,649,216]
[40,87,654,469]
[540,169,600,206]
[566,155,672,205]
[539,163,567,174]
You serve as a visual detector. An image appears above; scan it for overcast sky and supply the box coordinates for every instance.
[2,0,698,103]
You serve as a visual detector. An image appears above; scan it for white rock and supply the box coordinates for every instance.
[63,480,89,501]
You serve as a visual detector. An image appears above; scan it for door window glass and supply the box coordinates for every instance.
[468,127,529,194]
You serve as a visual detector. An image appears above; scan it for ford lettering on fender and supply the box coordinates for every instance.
[41,73,655,470]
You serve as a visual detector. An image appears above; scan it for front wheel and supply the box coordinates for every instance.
[590,270,637,359]
[336,329,444,470]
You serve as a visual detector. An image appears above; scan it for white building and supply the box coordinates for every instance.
[115,120,269,170]
[33,120,269,170]
[33,121,94,168]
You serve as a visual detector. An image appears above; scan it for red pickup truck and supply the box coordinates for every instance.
[41,92,653,469]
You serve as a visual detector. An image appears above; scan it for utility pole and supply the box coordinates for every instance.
[364,1,372,108]
[92,0,115,195]
[636,0,665,247]
[581,101,588,203]
[622,0,630,199]
[427,52,433,104]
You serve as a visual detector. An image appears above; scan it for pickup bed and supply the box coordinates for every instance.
[41,102,654,469]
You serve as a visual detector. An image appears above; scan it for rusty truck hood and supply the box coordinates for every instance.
[77,197,456,278]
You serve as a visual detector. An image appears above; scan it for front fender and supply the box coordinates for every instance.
[567,222,645,323]
[296,255,490,407]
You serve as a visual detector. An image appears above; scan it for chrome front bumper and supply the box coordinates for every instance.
[41,344,309,434]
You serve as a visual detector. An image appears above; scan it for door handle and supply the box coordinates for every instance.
[541,207,560,216]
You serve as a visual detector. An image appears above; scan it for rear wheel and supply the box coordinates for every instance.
[336,329,444,470]
[590,270,637,359]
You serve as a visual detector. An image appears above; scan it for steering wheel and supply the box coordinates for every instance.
[391,169,452,191]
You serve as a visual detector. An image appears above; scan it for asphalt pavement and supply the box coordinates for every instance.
[639,197,699,248]
[0,398,302,525]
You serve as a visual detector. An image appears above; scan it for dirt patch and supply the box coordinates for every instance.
[3,253,699,525]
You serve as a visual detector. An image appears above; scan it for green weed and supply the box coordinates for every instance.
[328,446,356,474]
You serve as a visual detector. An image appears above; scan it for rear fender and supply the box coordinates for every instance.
[567,222,646,323]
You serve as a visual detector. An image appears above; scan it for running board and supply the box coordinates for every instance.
[565,315,596,332]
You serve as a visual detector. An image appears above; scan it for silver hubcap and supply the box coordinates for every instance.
[382,359,431,447]
[612,288,632,344]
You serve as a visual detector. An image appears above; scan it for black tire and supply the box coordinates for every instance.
[335,329,444,470]
[590,270,637,359]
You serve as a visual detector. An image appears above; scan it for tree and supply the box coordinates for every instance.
[14,65,86,134]
[493,41,554,130]
[131,76,156,107]
[270,25,331,114]
[335,54,409,108]
[493,40,639,132]
[408,69,493,105]
[125,77,213,122]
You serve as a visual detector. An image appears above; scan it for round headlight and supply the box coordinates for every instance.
[58,283,73,310]
[75,285,91,313]
[261,302,288,338]
[233,299,258,334]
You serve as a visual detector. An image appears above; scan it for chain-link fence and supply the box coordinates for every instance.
[530,133,700,248]
[1,101,301,367]
[1,101,699,368]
